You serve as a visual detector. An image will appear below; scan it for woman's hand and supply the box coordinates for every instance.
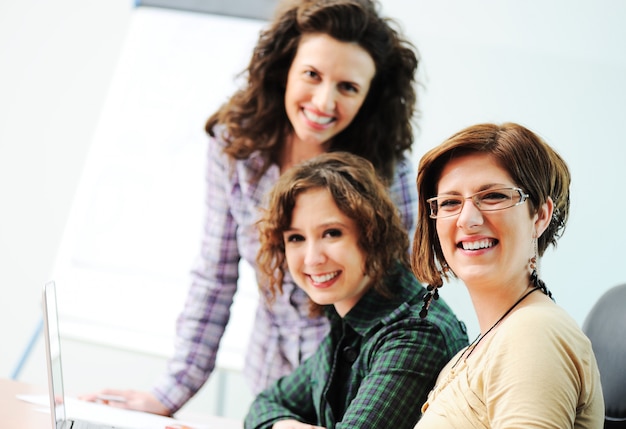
[272,419,325,429]
[79,389,171,416]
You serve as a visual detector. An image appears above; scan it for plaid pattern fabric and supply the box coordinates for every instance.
[244,265,469,429]
[152,132,419,412]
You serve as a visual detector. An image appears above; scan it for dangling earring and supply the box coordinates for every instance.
[529,237,553,300]
[420,263,448,318]
[529,237,538,273]
[442,262,450,275]
[419,284,439,318]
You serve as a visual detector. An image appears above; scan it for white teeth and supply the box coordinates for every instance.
[304,110,333,125]
[462,239,494,250]
[311,271,339,283]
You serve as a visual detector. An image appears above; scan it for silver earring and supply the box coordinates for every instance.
[529,237,538,274]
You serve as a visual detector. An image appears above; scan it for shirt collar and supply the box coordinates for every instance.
[327,263,424,337]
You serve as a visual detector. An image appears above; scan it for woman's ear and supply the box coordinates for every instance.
[534,196,554,238]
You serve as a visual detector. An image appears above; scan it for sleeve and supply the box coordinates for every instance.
[389,155,418,245]
[337,320,452,429]
[484,310,588,428]
[244,354,318,429]
[151,134,241,413]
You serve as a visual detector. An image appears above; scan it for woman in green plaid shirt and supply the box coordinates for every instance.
[245,152,468,429]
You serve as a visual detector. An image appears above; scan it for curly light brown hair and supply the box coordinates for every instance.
[206,0,419,183]
[257,152,410,313]
[412,122,571,288]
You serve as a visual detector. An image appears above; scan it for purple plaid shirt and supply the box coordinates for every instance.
[152,132,418,413]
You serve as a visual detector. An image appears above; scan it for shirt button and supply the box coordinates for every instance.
[343,346,359,363]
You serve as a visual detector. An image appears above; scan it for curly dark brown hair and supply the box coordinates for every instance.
[257,151,410,314]
[205,0,419,183]
[412,122,571,288]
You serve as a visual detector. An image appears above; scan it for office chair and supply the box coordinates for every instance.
[582,283,626,428]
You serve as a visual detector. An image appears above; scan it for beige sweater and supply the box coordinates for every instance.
[415,301,604,429]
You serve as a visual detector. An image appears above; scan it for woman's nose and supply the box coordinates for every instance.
[312,83,336,112]
[456,198,484,229]
[304,241,326,266]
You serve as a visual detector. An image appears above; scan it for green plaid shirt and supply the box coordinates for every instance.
[244,264,468,429]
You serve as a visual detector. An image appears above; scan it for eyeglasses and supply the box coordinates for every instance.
[427,187,529,219]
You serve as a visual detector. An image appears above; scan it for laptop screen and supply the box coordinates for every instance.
[43,281,68,426]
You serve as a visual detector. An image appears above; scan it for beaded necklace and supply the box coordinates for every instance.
[452,286,541,368]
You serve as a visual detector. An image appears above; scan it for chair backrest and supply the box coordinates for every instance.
[582,283,626,428]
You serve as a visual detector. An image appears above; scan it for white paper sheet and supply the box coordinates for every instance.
[17,394,210,429]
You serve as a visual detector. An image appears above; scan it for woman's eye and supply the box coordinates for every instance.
[339,82,358,94]
[323,228,342,238]
[481,192,509,202]
[285,233,304,243]
[304,70,319,80]
[440,198,461,209]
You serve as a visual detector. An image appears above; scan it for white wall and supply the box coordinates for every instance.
[0,0,133,381]
[1,0,625,421]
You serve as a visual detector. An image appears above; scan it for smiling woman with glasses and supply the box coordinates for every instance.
[411,122,604,428]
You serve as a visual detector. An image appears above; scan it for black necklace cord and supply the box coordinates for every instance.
[453,285,544,368]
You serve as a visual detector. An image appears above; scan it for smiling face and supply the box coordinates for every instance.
[283,187,371,317]
[434,153,549,291]
[284,33,376,153]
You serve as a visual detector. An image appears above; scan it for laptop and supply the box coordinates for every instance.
[42,281,129,429]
